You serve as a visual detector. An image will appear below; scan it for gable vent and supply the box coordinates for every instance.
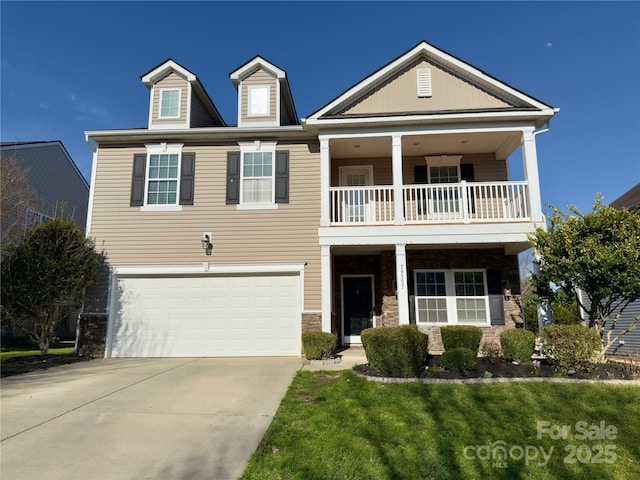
[417,68,432,98]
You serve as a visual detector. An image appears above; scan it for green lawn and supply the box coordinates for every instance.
[241,371,640,480]
[0,346,75,362]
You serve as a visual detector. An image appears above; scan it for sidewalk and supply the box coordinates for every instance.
[300,347,367,371]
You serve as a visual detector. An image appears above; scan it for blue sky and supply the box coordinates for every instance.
[2,1,639,214]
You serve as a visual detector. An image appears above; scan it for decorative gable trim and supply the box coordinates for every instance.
[307,40,555,122]
[141,59,197,85]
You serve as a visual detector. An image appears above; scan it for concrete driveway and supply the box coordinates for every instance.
[1,357,300,480]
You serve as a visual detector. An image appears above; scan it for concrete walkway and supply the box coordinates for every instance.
[300,347,368,371]
[1,357,300,480]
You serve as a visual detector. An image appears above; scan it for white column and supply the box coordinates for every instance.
[320,137,331,227]
[522,129,544,222]
[321,245,333,333]
[392,134,405,225]
[395,243,410,325]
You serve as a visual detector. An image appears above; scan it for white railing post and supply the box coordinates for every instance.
[522,129,543,223]
[320,137,331,226]
[460,180,470,223]
[321,245,332,333]
[392,135,404,225]
[395,243,410,325]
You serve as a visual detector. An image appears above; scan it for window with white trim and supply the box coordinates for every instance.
[159,89,180,118]
[242,151,273,204]
[147,153,179,205]
[414,270,489,325]
[248,85,270,116]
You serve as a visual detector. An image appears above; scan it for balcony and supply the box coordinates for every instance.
[329,181,529,225]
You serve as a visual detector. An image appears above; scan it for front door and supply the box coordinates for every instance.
[342,275,374,344]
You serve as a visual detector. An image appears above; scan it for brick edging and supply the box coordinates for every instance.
[354,372,640,386]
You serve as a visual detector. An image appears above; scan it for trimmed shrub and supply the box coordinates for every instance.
[361,325,429,377]
[540,324,601,372]
[480,341,502,364]
[302,332,338,360]
[440,326,483,352]
[440,347,478,373]
[500,329,536,363]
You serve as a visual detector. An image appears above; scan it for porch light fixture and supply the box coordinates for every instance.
[503,288,512,301]
[201,233,213,256]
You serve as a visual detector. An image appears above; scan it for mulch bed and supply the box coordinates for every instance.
[1,354,90,378]
[355,355,635,380]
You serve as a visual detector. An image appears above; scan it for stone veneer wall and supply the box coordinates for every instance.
[302,312,322,333]
[334,247,523,351]
[420,296,524,354]
[77,314,108,358]
[409,248,522,354]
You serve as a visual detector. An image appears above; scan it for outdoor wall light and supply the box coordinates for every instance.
[503,288,512,301]
[201,233,213,255]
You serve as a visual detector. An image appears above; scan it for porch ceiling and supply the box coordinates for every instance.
[330,242,530,256]
[330,131,522,160]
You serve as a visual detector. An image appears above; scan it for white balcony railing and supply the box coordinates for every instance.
[329,181,530,225]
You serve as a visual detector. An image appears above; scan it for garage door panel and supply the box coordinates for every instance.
[109,273,301,357]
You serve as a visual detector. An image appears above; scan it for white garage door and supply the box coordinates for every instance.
[108,273,301,357]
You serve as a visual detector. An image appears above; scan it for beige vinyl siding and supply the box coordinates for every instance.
[341,59,512,116]
[151,73,189,126]
[241,69,277,124]
[89,142,321,310]
[331,154,507,187]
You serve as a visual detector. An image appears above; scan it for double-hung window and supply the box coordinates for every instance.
[414,269,489,325]
[242,151,273,204]
[130,143,195,211]
[147,153,179,205]
[159,89,180,118]
[226,142,289,208]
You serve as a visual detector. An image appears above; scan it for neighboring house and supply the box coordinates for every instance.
[578,183,640,355]
[79,41,557,358]
[0,140,90,336]
[1,141,89,247]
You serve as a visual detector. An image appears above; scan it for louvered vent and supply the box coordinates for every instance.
[417,68,432,97]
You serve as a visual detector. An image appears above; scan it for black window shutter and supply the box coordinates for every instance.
[461,163,475,181]
[486,269,505,325]
[226,151,240,205]
[275,150,289,203]
[414,165,428,184]
[179,152,195,205]
[130,154,146,206]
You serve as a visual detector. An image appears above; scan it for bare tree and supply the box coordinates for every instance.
[0,156,41,252]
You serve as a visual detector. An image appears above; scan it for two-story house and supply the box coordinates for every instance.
[79,41,557,358]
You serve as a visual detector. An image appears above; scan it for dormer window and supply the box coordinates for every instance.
[248,85,270,116]
[159,89,181,118]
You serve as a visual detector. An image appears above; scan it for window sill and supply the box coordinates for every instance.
[140,205,183,212]
[417,322,492,327]
[236,203,278,210]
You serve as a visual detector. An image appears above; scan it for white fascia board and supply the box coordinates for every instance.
[85,145,99,237]
[85,125,309,144]
[230,56,286,84]
[318,222,544,246]
[307,110,556,129]
[318,123,535,141]
[112,262,307,276]
[141,60,196,85]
